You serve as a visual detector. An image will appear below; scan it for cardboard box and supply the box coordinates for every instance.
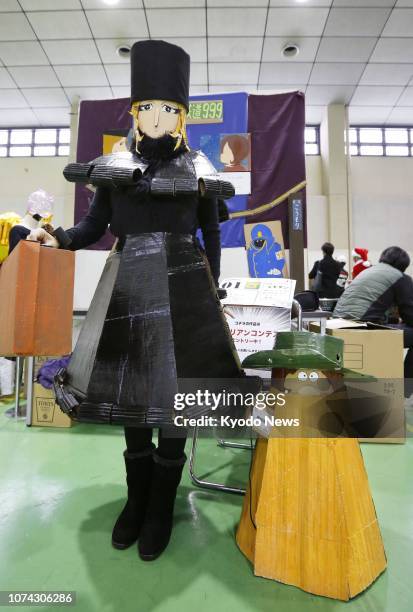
[32,382,73,428]
[0,240,74,356]
[310,320,405,443]
[32,356,74,428]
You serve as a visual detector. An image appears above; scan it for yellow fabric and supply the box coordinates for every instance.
[0,213,22,263]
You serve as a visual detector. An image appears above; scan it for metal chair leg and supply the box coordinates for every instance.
[216,439,250,450]
[292,299,303,331]
[25,356,34,426]
[189,426,246,495]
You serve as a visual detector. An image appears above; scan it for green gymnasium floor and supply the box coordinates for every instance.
[0,400,412,612]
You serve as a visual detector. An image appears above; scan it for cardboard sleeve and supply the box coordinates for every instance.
[0,240,74,356]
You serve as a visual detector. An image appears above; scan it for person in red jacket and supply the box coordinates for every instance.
[352,248,371,279]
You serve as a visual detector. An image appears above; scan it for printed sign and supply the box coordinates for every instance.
[220,277,296,308]
[220,277,295,376]
[291,198,303,231]
[187,100,224,124]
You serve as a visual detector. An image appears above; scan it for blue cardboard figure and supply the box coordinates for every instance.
[247,223,286,278]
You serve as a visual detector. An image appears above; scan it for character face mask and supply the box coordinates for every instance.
[136,99,180,139]
[130,98,188,159]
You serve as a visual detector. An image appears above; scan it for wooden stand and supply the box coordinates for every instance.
[236,435,386,600]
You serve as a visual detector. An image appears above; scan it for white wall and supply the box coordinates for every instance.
[0,157,68,226]
[306,155,413,277]
[351,157,413,274]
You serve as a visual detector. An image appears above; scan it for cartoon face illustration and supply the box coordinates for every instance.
[285,370,330,396]
[219,134,250,172]
[250,224,279,252]
[297,371,319,382]
[112,137,128,153]
[251,227,268,251]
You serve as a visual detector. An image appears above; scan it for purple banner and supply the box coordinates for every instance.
[75,97,131,250]
[247,92,307,249]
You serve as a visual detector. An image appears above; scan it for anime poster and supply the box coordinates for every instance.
[199,133,251,173]
[244,221,288,278]
[199,132,251,199]
[187,93,249,248]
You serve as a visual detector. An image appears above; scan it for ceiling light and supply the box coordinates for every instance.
[103,0,120,6]
[282,43,300,58]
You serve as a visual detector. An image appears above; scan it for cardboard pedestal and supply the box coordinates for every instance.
[236,432,387,601]
[310,321,405,443]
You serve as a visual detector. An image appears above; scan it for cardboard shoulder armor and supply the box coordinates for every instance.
[63,149,235,200]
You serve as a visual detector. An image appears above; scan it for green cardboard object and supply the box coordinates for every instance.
[242,332,375,380]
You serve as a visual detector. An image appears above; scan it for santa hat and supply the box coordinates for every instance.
[352,248,369,261]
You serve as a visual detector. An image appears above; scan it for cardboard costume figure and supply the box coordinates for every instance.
[28,40,244,561]
[238,333,387,601]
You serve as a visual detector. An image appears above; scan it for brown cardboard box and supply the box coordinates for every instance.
[310,320,405,443]
[0,240,74,356]
[32,382,73,428]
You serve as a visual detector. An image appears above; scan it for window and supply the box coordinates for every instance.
[349,126,413,157]
[0,128,70,157]
[1,125,320,158]
[305,125,320,155]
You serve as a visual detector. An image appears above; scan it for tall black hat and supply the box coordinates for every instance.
[130,40,190,111]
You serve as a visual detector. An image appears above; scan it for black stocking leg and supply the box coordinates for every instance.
[138,426,188,561]
[124,426,153,452]
[157,426,187,459]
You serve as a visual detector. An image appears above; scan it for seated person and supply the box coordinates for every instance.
[334,246,413,397]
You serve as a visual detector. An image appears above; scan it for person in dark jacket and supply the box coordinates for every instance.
[309,242,342,298]
[25,40,245,562]
[334,246,413,396]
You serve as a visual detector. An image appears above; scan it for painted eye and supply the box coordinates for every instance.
[309,371,319,381]
[138,103,153,111]
[297,371,308,381]
[162,104,179,114]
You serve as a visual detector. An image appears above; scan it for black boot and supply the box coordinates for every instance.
[138,451,186,561]
[111,443,155,550]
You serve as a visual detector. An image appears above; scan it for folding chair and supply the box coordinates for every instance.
[188,299,303,495]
